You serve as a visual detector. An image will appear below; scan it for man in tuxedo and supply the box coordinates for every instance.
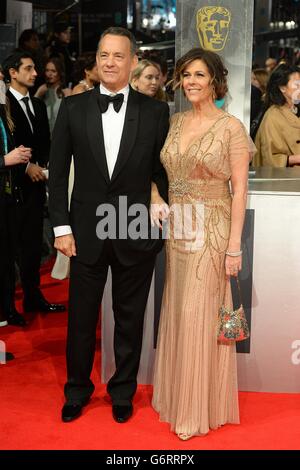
[49,27,169,423]
[2,51,65,323]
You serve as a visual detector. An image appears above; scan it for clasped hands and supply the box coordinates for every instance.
[5,145,47,182]
[4,145,31,166]
[150,183,169,229]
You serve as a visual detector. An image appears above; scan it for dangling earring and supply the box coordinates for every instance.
[212,86,217,101]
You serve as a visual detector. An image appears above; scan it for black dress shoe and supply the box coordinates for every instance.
[112,404,133,423]
[61,398,90,423]
[6,309,27,326]
[23,299,66,313]
[5,352,15,361]
[0,351,15,363]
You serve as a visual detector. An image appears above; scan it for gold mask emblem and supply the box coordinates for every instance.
[197,6,231,52]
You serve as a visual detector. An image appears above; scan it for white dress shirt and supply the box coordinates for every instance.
[101,83,129,178]
[9,86,35,133]
[9,87,36,174]
[54,83,129,238]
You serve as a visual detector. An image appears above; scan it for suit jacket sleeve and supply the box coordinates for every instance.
[35,99,51,167]
[152,102,169,202]
[48,97,73,228]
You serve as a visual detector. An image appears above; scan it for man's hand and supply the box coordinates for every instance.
[54,234,77,258]
[27,163,47,182]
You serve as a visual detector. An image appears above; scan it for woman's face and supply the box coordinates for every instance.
[134,65,160,97]
[182,59,214,104]
[281,72,300,105]
[45,62,60,85]
[251,72,260,89]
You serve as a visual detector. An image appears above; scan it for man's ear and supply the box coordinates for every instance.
[8,67,18,82]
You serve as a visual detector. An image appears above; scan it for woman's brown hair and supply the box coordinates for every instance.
[171,47,228,99]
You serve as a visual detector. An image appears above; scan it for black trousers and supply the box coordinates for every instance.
[0,193,16,317]
[65,239,156,405]
[5,185,45,310]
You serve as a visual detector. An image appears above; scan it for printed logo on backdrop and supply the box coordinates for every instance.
[196,6,232,51]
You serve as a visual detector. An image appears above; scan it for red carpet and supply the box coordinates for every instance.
[1,259,300,450]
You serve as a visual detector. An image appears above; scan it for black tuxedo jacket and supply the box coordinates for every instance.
[49,87,169,265]
[6,90,50,199]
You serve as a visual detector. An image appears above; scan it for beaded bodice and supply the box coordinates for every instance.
[160,111,250,256]
[161,111,234,204]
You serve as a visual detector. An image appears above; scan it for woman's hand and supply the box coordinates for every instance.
[288,154,300,166]
[4,145,31,166]
[225,254,242,278]
[150,182,170,229]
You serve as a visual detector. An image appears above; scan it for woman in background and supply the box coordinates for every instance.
[72,52,99,95]
[0,79,31,355]
[35,57,71,134]
[131,59,164,100]
[250,67,269,123]
[253,63,300,167]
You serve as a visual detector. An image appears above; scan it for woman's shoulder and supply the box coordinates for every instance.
[72,84,86,95]
[170,111,184,125]
[223,113,247,132]
[259,106,284,129]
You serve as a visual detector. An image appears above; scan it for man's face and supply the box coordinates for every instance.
[58,29,71,44]
[10,58,37,89]
[197,7,231,52]
[96,34,137,92]
[25,34,40,51]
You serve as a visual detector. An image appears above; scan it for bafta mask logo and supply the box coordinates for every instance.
[197,6,231,52]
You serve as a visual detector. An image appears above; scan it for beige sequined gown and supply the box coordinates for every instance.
[152,111,251,440]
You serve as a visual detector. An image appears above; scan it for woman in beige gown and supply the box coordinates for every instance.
[151,48,253,440]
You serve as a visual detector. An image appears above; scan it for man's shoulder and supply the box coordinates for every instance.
[31,95,47,110]
[63,89,93,107]
[134,90,169,113]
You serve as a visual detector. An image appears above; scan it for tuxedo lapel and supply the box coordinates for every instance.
[110,87,139,183]
[7,90,33,135]
[86,88,110,184]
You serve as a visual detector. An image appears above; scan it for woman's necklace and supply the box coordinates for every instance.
[291,104,298,115]
[79,79,93,91]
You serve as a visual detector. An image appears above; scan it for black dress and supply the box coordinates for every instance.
[0,105,20,320]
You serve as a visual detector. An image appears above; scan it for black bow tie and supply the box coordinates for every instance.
[98,93,124,113]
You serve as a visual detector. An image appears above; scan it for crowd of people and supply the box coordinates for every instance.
[1,22,299,441]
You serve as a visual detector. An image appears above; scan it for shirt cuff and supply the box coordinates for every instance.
[53,225,73,237]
